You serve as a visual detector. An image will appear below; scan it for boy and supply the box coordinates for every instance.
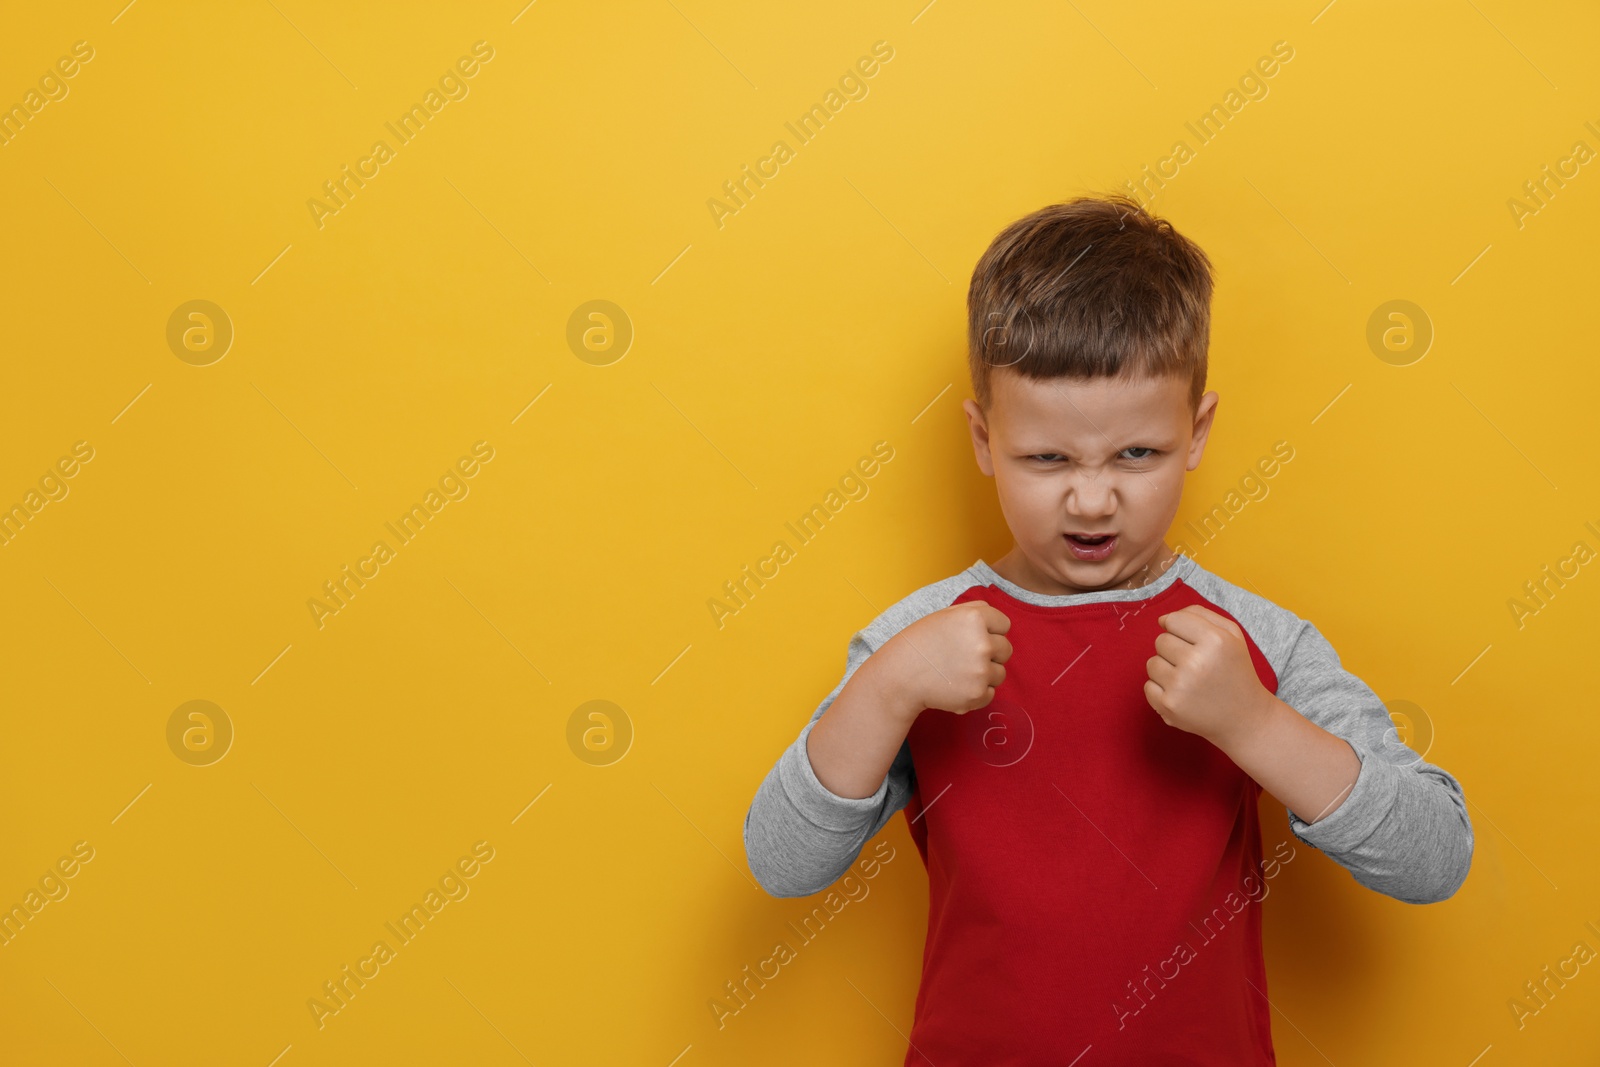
[741,195,1473,1065]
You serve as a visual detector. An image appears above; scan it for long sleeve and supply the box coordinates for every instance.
[1272,619,1474,904]
[742,629,918,898]
[742,568,986,898]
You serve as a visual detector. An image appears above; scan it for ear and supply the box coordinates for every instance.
[962,397,996,477]
[1186,391,1220,471]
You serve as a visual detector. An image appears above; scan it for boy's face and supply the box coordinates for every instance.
[962,367,1219,595]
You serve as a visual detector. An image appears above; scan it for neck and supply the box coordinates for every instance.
[1115,544,1180,590]
[993,543,1180,595]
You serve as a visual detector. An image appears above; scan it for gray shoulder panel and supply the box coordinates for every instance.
[1179,561,1474,904]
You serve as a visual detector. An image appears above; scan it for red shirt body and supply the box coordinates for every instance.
[901,578,1281,1066]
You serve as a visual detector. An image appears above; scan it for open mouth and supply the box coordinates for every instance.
[1064,532,1117,561]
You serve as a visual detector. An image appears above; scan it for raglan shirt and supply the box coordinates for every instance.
[741,554,1474,1067]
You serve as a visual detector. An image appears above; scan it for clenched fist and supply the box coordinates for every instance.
[1144,604,1273,745]
[875,601,1014,722]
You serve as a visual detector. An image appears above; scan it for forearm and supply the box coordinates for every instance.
[1213,693,1361,827]
[745,652,920,898]
[1159,589,1474,904]
[807,654,920,799]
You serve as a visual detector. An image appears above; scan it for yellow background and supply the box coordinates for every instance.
[2,0,1596,1063]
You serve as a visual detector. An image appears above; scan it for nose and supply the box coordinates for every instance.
[1067,467,1117,521]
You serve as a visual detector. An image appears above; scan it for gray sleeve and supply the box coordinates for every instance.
[742,573,973,898]
[741,632,918,898]
[1270,619,1474,904]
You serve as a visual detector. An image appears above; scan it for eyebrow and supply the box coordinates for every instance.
[1012,439,1168,455]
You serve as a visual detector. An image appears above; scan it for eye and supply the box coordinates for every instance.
[1028,454,1066,463]
[1119,447,1157,461]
